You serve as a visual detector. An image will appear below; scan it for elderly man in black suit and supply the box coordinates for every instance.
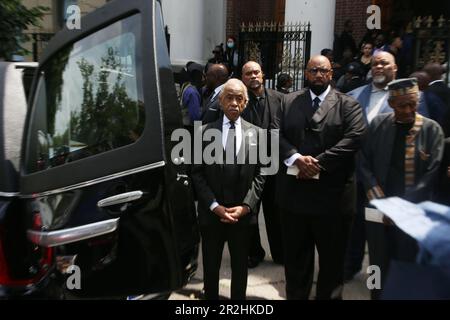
[191,79,265,300]
[272,55,366,299]
[201,61,284,267]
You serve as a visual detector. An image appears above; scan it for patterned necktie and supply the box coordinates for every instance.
[312,97,321,112]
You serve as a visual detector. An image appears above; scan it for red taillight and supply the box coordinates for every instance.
[32,212,43,230]
[0,219,53,288]
[0,226,11,284]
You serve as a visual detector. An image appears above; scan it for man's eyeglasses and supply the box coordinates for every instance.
[307,68,332,75]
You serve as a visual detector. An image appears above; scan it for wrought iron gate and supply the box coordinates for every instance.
[238,22,311,91]
[413,15,450,83]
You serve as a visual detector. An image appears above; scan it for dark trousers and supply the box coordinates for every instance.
[366,221,418,300]
[249,177,284,263]
[200,223,252,300]
[280,210,352,300]
[344,182,367,275]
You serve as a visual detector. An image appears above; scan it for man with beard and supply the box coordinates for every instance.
[344,51,398,283]
[344,52,428,283]
[272,55,366,299]
[240,61,284,268]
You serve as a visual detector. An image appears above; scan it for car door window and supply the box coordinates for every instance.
[26,14,144,174]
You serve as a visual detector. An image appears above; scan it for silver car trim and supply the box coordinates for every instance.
[97,191,143,208]
[27,218,119,247]
[0,191,19,197]
[20,161,165,198]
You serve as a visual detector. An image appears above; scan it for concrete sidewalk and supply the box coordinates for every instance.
[170,212,371,300]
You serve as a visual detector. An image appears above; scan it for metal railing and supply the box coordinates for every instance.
[238,21,311,91]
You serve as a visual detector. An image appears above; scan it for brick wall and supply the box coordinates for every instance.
[334,0,371,49]
[226,0,284,39]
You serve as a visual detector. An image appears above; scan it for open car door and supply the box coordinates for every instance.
[18,0,198,298]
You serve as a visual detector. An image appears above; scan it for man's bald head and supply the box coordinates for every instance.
[205,63,229,90]
[371,51,397,88]
[372,51,395,64]
[423,63,445,82]
[242,61,262,74]
[410,71,430,91]
[307,55,332,70]
[305,55,333,95]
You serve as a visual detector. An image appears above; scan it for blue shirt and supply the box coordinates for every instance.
[182,86,202,122]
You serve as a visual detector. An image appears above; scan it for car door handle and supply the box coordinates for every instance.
[97,191,144,208]
[27,218,119,247]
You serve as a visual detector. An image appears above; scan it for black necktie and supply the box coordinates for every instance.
[256,96,265,121]
[312,97,321,112]
[225,121,236,159]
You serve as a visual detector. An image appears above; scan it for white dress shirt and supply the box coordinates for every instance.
[428,79,444,86]
[210,84,225,104]
[210,115,243,211]
[284,85,331,167]
[222,115,242,154]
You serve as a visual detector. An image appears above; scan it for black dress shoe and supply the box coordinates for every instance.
[248,257,263,268]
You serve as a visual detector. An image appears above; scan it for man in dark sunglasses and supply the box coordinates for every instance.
[272,55,366,300]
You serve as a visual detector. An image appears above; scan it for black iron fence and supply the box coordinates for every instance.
[238,22,311,91]
[413,15,450,83]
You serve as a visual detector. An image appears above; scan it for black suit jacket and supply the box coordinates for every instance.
[272,87,366,214]
[427,81,450,137]
[202,88,283,129]
[241,88,283,130]
[191,117,266,226]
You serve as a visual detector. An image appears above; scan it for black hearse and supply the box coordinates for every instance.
[0,0,199,299]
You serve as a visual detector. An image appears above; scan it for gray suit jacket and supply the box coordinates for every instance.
[347,83,430,122]
[347,84,392,122]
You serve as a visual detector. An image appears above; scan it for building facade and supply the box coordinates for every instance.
[23,0,449,79]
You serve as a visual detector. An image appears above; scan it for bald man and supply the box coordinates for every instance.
[201,63,229,120]
[272,55,366,299]
[240,61,284,268]
[344,52,428,283]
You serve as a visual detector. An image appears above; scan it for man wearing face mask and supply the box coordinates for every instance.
[272,55,366,299]
[224,36,239,77]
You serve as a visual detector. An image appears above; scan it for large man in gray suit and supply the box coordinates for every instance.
[273,55,366,299]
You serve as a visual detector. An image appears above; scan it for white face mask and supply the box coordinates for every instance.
[227,41,235,49]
